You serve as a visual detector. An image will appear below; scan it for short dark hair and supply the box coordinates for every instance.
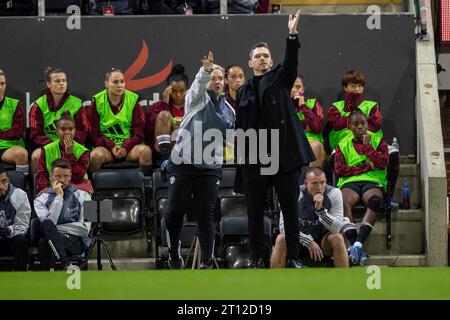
[57,111,75,127]
[51,158,72,172]
[305,167,325,179]
[105,67,123,81]
[224,65,243,78]
[0,69,5,77]
[349,109,367,122]
[0,163,6,175]
[167,64,189,87]
[342,70,365,87]
[45,66,65,83]
[249,42,271,59]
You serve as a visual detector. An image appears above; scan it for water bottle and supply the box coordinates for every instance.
[392,137,399,153]
[402,181,410,210]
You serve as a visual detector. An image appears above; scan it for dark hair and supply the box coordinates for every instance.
[166,64,189,87]
[57,111,75,127]
[349,109,367,122]
[305,167,325,178]
[45,66,65,83]
[0,163,6,175]
[224,65,243,79]
[342,70,365,87]
[51,158,72,172]
[105,67,123,81]
[0,69,5,77]
[249,42,271,59]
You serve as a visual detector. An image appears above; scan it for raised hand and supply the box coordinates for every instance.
[64,135,74,155]
[162,85,172,104]
[201,51,214,72]
[362,134,371,145]
[288,9,301,34]
[313,193,324,210]
[52,180,64,197]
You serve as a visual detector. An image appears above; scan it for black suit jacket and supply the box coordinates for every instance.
[234,35,316,192]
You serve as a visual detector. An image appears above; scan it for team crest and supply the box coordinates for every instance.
[169,176,176,185]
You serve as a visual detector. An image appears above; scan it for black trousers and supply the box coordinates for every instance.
[241,165,301,261]
[0,234,29,271]
[38,220,83,270]
[165,164,221,263]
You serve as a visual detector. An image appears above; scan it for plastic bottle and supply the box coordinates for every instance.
[402,181,410,210]
[392,137,399,153]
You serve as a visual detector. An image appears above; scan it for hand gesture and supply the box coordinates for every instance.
[307,240,324,262]
[52,180,64,197]
[201,51,214,73]
[162,85,172,104]
[362,134,371,145]
[116,147,128,159]
[288,9,301,34]
[64,135,74,155]
[313,193,324,210]
[111,146,125,159]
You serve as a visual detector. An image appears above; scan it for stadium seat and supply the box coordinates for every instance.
[218,166,272,268]
[1,162,27,191]
[93,168,145,234]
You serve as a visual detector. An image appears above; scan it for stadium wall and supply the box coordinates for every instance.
[0,14,416,153]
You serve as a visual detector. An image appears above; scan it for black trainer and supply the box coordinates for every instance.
[250,258,265,269]
[168,255,184,269]
[286,259,306,269]
[199,259,214,269]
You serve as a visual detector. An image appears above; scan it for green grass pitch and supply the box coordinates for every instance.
[1,267,449,300]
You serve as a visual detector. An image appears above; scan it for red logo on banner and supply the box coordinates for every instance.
[123,40,173,91]
[441,0,450,43]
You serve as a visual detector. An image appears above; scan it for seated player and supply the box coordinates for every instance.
[145,64,188,164]
[291,76,325,168]
[334,110,388,266]
[327,70,398,202]
[35,111,91,194]
[0,163,31,271]
[89,68,152,177]
[34,158,91,271]
[0,69,29,177]
[270,167,352,268]
[29,67,88,176]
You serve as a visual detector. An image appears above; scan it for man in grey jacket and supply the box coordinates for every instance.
[270,167,352,268]
[34,158,91,271]
[0,163,31,271]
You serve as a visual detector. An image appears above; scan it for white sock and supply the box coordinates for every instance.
[354,241,363,248]
[156,134,171,145]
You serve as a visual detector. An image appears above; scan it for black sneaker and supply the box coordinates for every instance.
[199,259,214,269]
[250,258,265,269]
[168,255,184,269]
[63,263,77,272]
[286,259,306,269]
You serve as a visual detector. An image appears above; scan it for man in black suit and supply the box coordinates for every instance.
[234,9,315,268]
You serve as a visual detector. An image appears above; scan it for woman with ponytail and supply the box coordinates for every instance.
[29,67,89,176]
[145,64,189,163]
